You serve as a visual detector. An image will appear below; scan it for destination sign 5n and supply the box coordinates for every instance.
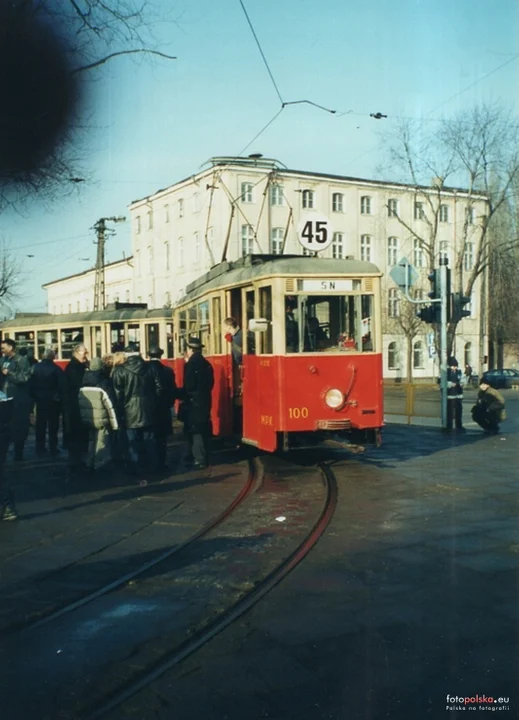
[301,280,354,292]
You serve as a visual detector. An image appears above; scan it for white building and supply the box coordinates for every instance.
[43,257,134,314]
[44,156,488,378]
[129,156,488,378]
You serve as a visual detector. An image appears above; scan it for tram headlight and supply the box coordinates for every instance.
[324,388,344,409]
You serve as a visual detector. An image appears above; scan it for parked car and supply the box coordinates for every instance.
[480,368,519,389]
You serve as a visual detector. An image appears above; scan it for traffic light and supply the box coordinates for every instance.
[417,305,439,324]
[451,292,471,322]
[427,269,440,301]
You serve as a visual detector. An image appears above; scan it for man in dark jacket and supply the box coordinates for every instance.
[179,337,214,469]
[0,339,32,461]
[64,343,89,470]
[0,392,17,520]
[446,356,466,433]
[30,347,64,456]
[147,346,177,472]
[112,345,162,471]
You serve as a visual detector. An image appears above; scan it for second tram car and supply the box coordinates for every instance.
[174,255,383,451]
[0,304,174,367]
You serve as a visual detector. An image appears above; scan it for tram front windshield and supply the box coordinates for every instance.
[285,294,374,353]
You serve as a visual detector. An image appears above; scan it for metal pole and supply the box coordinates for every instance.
[440,262,448,430]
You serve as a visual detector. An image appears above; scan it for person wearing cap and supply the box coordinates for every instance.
[178,337,214,469]
[79,357,119,471]
[112,344,162,473]
[446,356,466,433]
[147,346,177,472]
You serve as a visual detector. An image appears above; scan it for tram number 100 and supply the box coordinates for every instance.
[288,407,309,419]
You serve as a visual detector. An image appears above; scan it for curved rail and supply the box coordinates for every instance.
[82,461,338,720]
[2,461,256,638]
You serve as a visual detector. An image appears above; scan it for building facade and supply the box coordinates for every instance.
[43,257,134,315]
[44,156,489,378]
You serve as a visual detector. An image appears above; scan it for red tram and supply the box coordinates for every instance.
[173,255,383,451]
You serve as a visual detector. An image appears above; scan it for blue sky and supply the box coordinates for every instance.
[2,0,518,311]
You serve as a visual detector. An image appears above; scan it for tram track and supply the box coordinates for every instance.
[0,458,256,639]
[0,456,337,720]
[81,459,337,720]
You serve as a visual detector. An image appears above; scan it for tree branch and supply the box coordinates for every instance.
[72,48,176,74]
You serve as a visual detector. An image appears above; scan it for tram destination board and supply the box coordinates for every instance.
[300,279,354,292]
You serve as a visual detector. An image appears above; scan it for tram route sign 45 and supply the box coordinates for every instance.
[298,213,334,253]
[390,256,419,291]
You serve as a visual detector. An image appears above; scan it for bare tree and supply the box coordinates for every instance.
[383,103,519,357]
[0,0,176,211]
[385,286,428,383]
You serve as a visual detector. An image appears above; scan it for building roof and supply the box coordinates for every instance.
[129,156,488,207]
[42,256,133,289]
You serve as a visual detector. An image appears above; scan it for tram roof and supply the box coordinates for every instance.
[180,254,381,303]
[0,305,173,329]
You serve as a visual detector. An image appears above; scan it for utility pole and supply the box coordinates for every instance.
[93,216,126,311]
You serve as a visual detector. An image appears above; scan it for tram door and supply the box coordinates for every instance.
[228,288,243,433]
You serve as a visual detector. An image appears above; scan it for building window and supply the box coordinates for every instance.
[388,341,399,369]
[85,299,90,311]
[147,210,153,230]
[76,301,80,312]
[147,246,153,274]
[271,227,283,255]
[178,237,184,267]
[241,182,253,203]
[414,201,425,220]
[387,237,399,266]
[302,189,314,209]
[463,242,474,271]
[332,232,344,259]
[68,304,72,313]
[332,193,344,213]
[439,240,450,264]
[412,288,424,301]
[388,288,400,317]
[413,238,425,267]
[165,291,171,306]
[194,232,201,262]
[125,290,130,302]
[136,215,141,234]
[165,241,170,271]
[207,227,215,255]
[270,184,284,206]
[193,193,199,213]
[439,204,449,222]
[388,198,398,217]
[148,294,154,308]
[413,341,424,369]
[164,204,170,223]
[178,198,184,218]
[467,206,475,224]
[360,196,371,215]
[241,224,254,256]
[360,234,372,262]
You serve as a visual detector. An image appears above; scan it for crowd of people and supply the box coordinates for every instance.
[0,336,214,522]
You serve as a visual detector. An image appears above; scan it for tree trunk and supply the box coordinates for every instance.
[407,335,413,385]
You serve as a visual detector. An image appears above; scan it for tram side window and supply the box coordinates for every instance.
[212,297,222,354]
[259,287,273,354]
[178,310,187,354]
[198,301,210,351]
[166,323,174,358]
[37,329,58,360]
[110,322,125,352]
[61,327,84,359]
[284,295,375,353]
[188,306,197,336]
[145,323,160,357]
[14,331,35,356]
[127,324,141,352]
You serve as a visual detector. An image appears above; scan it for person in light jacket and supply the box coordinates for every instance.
[79,357,118,470]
